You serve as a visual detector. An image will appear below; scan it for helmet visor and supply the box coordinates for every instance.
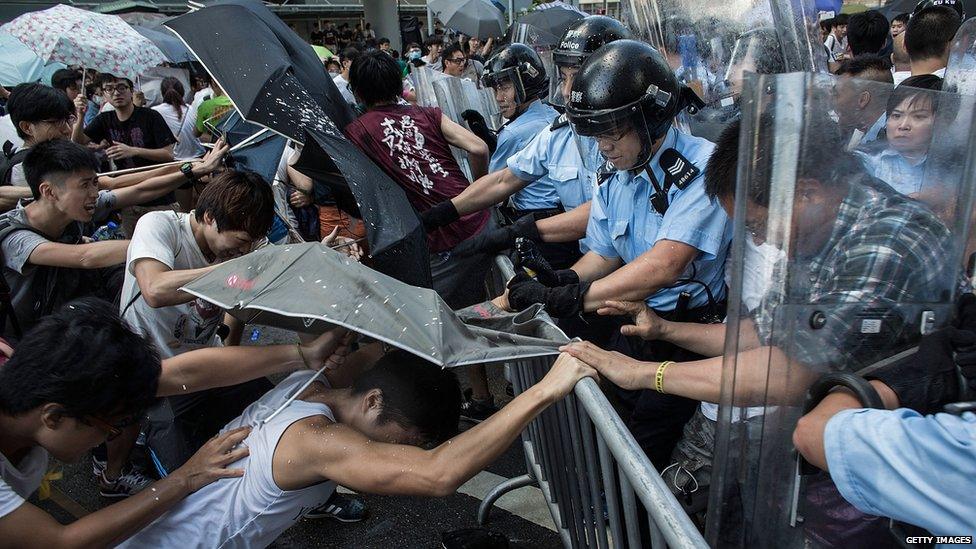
[569,106,653,172]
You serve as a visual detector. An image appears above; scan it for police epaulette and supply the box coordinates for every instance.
[551,113,570,130]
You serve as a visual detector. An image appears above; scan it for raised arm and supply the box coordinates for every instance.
[132,258,217,308]
[28,240,129,269]
[112,140,227,210]
[450,168,527,217]
[440,114,489,180]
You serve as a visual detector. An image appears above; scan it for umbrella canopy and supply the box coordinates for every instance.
[165,0,432,289]
[132,25,195,63]
[0,31,66,87]
[514,1,586,43]
[0,5,166,79]
[430,0,507,39]
[310,44,333,61]
[182,243,565,367]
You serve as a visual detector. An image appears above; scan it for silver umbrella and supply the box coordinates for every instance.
[429,0,507,39]
[181,243,566,367]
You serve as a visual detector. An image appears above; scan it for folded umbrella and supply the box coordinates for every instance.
[182,243,566,367]
[1,5,166,79]
[165,0,432,288]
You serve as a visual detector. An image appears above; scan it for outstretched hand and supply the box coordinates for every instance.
[560,341,650,391]
[193,137,229,177]
[597,300,667,340]
[322,226,364,262]
[173,426,251,493]
[539,352,598,400]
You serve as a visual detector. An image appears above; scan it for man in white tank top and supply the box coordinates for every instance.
[118,348,597,548]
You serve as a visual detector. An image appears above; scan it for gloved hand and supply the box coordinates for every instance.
[452,215,541,258]
[461,109,497,154]
[421,200,460,231]
[867,327,976,413]
[506,272,590,318]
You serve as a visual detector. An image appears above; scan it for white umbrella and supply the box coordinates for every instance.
[429,0,507,39]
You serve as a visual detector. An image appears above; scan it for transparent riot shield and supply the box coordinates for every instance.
[944,17,976,96]
[705,72,976,548]
[621,0,828,140]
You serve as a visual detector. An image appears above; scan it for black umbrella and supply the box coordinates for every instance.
[164,1,432,288]
[512,2,586,47]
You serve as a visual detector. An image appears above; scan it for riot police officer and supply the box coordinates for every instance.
[503,40,733,466]
[423,16,632,268]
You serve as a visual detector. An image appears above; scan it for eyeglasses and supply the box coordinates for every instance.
[39,115,78,128]
[445,57,467,65]
[81,415,134,441]
[103,84,131,94]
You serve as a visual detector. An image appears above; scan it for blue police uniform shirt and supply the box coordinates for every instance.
[824,408,976,539]
[491,100,561,211]
[506,119,600,211]
[862,113,886,145]
[855,148,926,196]
[585,127,732,311]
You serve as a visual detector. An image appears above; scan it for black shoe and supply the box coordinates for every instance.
[460,389,498,423]
[305,492,368,522]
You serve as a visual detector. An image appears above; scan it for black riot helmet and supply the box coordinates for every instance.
[553,15,633,68]
[566,40,704,169]
[911,0,965,20]
[482,43,550,105]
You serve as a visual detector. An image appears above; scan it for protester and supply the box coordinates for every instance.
[440,42,480,85]
[345,50,492,310]
[892,32,913,85]
[423,36,444,71]
[905,5,962,77]
[845,10,889,57]
[890,12,909,37]
[50,69,82,102]
[74,75,179,236]
[856,75,943,196]
[0,297,354,546]
[833,54,894,147]
[326,58,342,77]
[194,81,233,141]
[824,14,849,63]
[115,346,595,548]
[152,77,199,161]
[378,37,390,52]
[333,46,360,107]
[0,138,228,343]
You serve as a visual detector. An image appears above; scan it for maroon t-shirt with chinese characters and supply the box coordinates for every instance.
[344,104,489,253]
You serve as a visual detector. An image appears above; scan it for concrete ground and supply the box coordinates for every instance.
[31,325,562,549]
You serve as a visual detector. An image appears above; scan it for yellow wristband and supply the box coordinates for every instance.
[296,344,311,369]
[655,361,674,393]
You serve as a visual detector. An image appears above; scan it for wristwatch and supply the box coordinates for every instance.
[179,162,197,189]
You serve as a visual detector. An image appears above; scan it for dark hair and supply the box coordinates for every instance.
[339,46,361,65]
[886,74,946,116]
[160,76,186,120]
[835,53,894,82]
[326,58,342,72]
[115,76,135,90]
[50,69,81,93]
[23,139,99,199]
[194,169,275,238]
[893,12,911,25]
[0,297,160,419]
[442,42,465,63]
[905,6,962,61]
[424,35,442,49]
[351,350,461,445]
[97,73,118,87]
[7,83,74,140]
[832,13,850,26]
[349,50,404,106]
[847,10,890,55]
[705,115,857,206]
[378,37,390,45]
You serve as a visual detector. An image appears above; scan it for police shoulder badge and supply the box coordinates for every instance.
[659,148,700,190]
[551,113,570,130]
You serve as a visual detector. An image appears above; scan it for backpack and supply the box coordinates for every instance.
[0,141,29,187]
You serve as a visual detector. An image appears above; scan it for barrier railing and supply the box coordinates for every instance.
[479,256,709,549]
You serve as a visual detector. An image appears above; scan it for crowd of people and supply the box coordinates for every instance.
[0,2,974,547]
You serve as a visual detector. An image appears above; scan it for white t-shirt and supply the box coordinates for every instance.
[700,238,784,422]
[117,371,338,548]
[332,74,356,106]
[153,102,202,160]
[0,446,48,520]
[0,115,23,152]
[120,211,223,358]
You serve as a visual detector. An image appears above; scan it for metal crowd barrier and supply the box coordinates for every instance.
[479,256,708,549]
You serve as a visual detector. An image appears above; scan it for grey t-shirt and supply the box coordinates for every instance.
[0,192,118,337]
[0,446,47,520]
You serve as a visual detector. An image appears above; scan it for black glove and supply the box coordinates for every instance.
[461,109,497,154]
[867,327,976,413]
[452,215,541,258]
[421,200,460,231]
[507,272,590,318]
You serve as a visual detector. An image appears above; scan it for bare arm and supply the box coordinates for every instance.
[112,141,228,210]
[536,202,591,243]
[28,240,129,269]
[570,251,623,283]
[99,164,179,190]
[450,168,527,217]
[133,257,218,308]
[285,354,596,496]
[581,239,697,312]
[440,114,489,180]
[157,329,350,397]
[792,381,899,471]
[0,187,33,212]
[0,427,250,549]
